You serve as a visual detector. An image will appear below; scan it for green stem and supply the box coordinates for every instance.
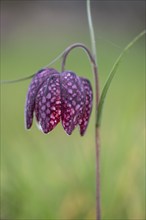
[87,0,97,62]
[87,1,101,220]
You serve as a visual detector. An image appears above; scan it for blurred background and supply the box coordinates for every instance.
[1,0,145,219]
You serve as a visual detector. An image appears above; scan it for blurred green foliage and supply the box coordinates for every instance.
[1,4,145,219]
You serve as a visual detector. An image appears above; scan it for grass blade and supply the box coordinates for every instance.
[96,30,146,127]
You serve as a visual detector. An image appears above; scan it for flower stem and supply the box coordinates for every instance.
[61,43,99,112]
[61,44,99,108]
[87,0,101,219]
[95,127,101,220]
[87,0,97,62]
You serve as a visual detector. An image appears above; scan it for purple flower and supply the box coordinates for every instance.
[25,68,93,136]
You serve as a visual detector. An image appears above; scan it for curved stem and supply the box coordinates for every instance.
[62,43,99,112]
[61,42,100,220]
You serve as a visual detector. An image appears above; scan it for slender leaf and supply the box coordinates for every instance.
[96,30,146,127]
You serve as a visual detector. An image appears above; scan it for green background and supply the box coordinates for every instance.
[1,1,145,219]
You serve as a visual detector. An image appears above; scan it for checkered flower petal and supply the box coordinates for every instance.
[25,68,93,136]
[60,71,85,135]
[79,78,93,136]
[25,68,59,129]
[35,74,61,133]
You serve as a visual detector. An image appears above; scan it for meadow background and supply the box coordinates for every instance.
[1,1,145,219]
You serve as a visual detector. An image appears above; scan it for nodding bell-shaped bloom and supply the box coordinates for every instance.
[25,68,93,136]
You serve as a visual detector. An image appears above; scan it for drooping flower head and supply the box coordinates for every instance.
[25,68,93,136]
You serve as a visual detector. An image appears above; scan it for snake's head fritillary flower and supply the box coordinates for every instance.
[25,68,93,136]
